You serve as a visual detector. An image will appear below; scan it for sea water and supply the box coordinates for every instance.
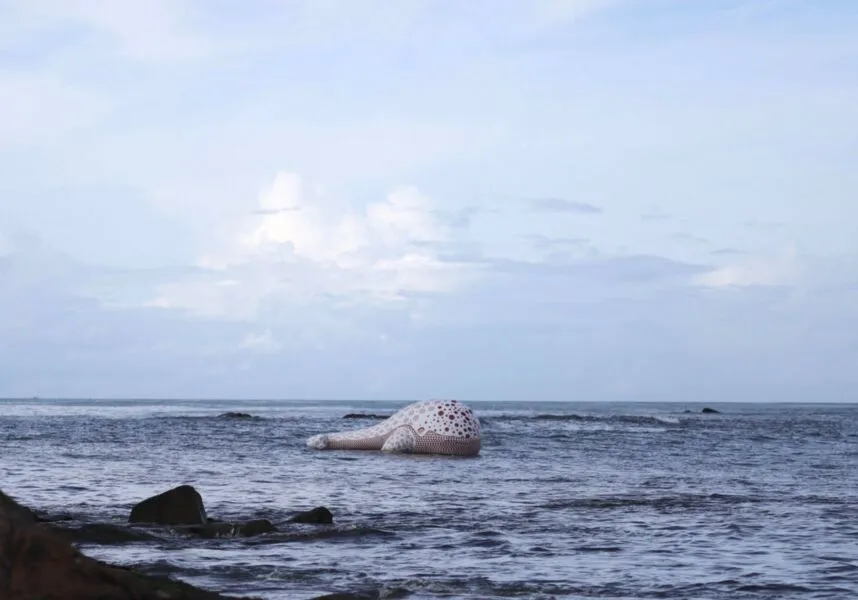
[1,399,857,599]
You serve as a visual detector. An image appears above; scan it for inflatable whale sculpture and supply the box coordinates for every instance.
[307,399,481,456]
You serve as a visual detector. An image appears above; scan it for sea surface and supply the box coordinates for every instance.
[1,399,857,599]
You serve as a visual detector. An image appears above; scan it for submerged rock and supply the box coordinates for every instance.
[0,488,255,600]
[178,519,277,538]
[312,593,379,600]
[55,522,162,545]
[36,513,75,523]
[129,485,207,525]
[289,506,334,524]
[701,407,721,414]
[217,412,260,420]
[342,413,389,420]
[312,590,407,600]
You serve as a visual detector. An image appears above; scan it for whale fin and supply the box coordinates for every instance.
[381,426,416,453]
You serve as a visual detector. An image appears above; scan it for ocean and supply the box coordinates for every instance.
[1,399,857,599]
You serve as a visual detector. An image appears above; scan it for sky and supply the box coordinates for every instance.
[1,0,857,401]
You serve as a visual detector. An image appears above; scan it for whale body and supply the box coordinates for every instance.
[307,399,481,456]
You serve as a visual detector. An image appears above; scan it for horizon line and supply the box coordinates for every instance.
[1,397,856,405]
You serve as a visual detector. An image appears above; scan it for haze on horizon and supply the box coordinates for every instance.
[1,0,856,402]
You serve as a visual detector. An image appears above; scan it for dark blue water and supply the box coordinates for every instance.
[1,399,857,599]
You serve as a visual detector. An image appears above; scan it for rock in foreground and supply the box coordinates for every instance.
[129,485,207,525]
[0,489,255,600]
[54,522,162,545]
[1,489,39,523]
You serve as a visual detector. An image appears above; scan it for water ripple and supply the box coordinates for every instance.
[1,399,857,599]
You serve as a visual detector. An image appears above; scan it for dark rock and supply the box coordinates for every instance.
[129,485,207,525]
[0,488,257,599]
[701,407,721,414]
[216,412,260,420]
[178,519,277,538]
[342,413,388,420]
[312,594,379,600]
[289,506,334,524]
[35,513,75,523]
[312,590,409,600]
[54,522,162,545]
[312,586,411,599]
[0,490,38,524]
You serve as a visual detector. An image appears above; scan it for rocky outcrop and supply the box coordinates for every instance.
[2,486,361,599]
[216,412,260,420]
[177,519,277,538]
[701,407,721,414]
[0,488,254,600]
[289,506,334,524]
[129,485,207,525]
[126,486,287,537]
[312,593,381,600]
[342,413,388,420]
[0,489,38,523]
[54,522,162,545]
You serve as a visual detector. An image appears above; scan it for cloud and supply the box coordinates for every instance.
[523,235,589,250]
[2,0,857,401]
[693,248,803,288]
[147,172,476,319]
[0,230,80,288]
[532,0,619,28]
[207,172,450,269]
[2,229,857,401]
[239,330,282,354]
[670,232,708,245]
[0,233,12,257]
[0,71,109,146]
[710,248,746,257]
[6,0,211,63]
[0,234,407,398]
[483,253,706,286]
[526,198,603,214]
[745,219,785,232]
[641,211,671,222]
[434,206,495,230]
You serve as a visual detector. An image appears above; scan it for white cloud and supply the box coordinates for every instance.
[146,272,276,321]
[239,330,282,354]
[0,71,109,146]
[218,173,451,270]
[0,233,12,257]
[693,247,803,288]
[8,0,211,63]
[533,0,618,27]
[147,172,473,319]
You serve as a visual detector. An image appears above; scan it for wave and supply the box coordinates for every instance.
[484,413,682,427]
[540,492,768,511]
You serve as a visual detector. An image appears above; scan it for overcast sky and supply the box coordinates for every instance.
[1,0,856,401]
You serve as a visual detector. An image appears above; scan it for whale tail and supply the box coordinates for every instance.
[306,434,329,449]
